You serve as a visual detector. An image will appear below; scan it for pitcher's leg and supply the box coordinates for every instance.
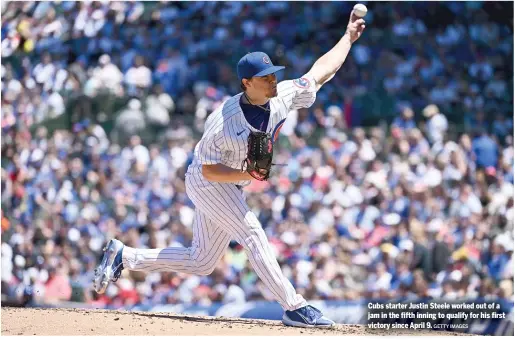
[186,173,307,311]
[122,210,231,274]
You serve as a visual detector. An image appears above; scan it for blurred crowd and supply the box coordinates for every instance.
[1,1,514,309]
[2,1,513,131]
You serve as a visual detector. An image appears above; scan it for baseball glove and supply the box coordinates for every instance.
[242,130,274,181]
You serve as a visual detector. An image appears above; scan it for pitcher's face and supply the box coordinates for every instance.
[248,74,278,98]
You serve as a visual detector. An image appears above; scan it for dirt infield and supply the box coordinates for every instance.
[1,307,468,336]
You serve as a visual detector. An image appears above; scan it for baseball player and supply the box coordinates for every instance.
[94,9,365,328]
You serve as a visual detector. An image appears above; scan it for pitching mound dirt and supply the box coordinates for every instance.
[1,307,468,336]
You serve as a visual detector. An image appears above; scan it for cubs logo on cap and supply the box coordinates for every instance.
[237,52,285,81]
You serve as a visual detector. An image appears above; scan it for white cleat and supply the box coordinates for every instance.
[282,305,336,328]
[93,239,125,294]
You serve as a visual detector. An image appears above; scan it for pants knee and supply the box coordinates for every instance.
[192,249,218,276]
[239,228,268,251]
[194,264,217,276]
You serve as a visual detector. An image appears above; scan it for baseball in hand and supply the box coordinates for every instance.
[353,4,368,17]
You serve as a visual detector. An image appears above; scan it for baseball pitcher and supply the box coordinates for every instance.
[94,8,366,328]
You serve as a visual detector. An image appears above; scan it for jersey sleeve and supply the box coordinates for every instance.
[276,73,317,111]
[197,131,224,165]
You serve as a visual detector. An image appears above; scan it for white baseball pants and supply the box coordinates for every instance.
[121,171,307,311]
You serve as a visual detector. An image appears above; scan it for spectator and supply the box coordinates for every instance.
[114,99,146,141]
[366,262,392,293]
[145,85,174,127]
[486,72,508,99]
[92,54,124,95]
[43,263,72,304]
[392,106,416,131]
[428,220,450,273]
[124,55,152,95]
[492,113,513,142]
[472,129,499,169]
[422,104,448,145]
[488,236,511,282]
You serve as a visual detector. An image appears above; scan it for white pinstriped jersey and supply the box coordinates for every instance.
[187,73,318,186]
[122,73,316,312]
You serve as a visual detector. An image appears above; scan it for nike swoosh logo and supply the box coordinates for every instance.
[237,130,245,136]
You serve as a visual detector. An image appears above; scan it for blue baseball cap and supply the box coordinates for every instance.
[237,52,285,81]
